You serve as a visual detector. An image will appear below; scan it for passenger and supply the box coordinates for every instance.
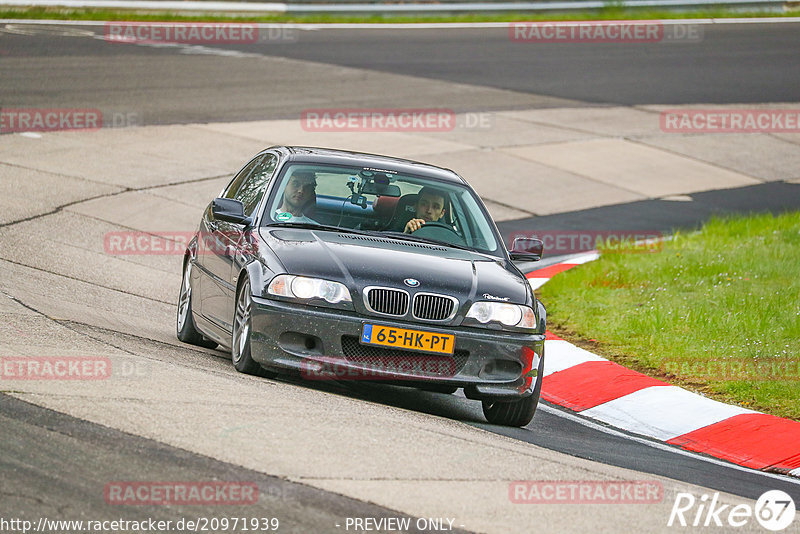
[276,170,317,223]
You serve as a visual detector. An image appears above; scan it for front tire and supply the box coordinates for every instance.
[176,260,218,349]
[232,281,276,378]
[482,351,545,427]
[482,393,540,427]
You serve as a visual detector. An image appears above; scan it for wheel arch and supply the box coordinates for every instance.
[537,299,547,335]
[236,260,273,298]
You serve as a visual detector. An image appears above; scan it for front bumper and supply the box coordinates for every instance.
[249,295,545,400]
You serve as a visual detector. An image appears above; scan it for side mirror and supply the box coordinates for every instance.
[510,237,543,262]
[212,198,251,226]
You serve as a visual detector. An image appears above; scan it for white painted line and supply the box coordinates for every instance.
[580,385,756,441]
[707,17,800,23]
[538,403,800,486]
[3,18,800,29]
[543,339,607,376]
[565,251,601,265]
[282,0,785,13]
[791,467,800,477]
[0,0,792,13]
[0,19,111,24]
[0,0,288,11]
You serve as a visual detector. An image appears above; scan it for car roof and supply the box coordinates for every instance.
[266,146,467,185]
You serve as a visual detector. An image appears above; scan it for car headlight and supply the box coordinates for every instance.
[267,275,352,304]
[466,301,537,330]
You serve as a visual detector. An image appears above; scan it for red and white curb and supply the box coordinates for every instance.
[529,252,800,478]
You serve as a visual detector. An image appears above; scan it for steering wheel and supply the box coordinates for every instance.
[411,221,466,246]
[411,221,457,233]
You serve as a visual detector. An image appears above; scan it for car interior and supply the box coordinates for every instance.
[265,164,497,253]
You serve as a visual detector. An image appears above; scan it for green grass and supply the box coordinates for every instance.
[539,211,800,420]
[1,6,799,23]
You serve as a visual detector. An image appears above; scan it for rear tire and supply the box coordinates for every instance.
[176,260,218,349]
[232,280,277,378]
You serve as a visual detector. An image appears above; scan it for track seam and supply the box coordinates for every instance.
[0,171,228,229]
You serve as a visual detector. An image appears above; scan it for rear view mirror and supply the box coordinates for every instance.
[361,181,401,197]
[211,198,251,225]
[510,237,543,262]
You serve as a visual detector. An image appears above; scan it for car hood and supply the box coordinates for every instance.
[260,228,532,309]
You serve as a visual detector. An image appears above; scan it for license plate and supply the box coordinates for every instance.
[360,324,455,355]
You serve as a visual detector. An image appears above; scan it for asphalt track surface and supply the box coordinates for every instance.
[234,24,800,106]
[2,22,800,123]
[1,394,457,533]
[500,181,800,237]
[3,20,800,531]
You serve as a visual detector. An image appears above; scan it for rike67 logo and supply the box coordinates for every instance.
[668,490,795,531]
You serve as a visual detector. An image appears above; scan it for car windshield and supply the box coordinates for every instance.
[262,163,501,256]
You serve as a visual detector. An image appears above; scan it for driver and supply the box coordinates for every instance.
[404,187,447,233]
[276,170,317,223]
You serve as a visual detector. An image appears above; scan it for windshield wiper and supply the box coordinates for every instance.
[265,222,372,236]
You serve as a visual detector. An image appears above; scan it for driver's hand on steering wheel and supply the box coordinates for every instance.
[404,218,426,233]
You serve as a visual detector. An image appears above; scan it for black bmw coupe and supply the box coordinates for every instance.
[177,146,546,426]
